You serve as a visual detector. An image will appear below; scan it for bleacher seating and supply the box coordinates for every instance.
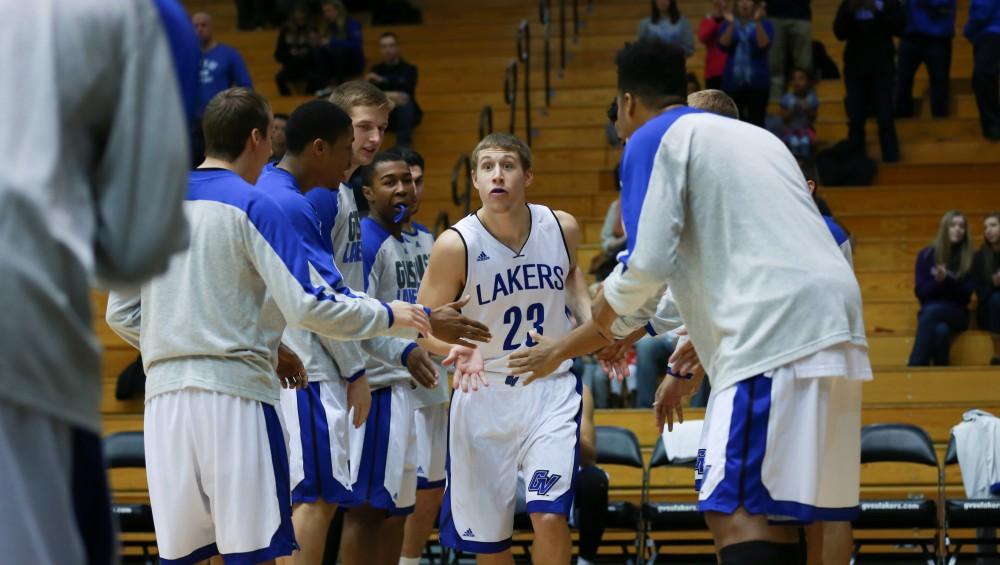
[94,0,999,560]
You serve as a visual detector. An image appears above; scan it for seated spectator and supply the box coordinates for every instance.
[270,113,288,163]
[908,210,976,366]
[317,0,364,92]
[718,0,774,127]
[638,0,695,57]
[274,5,323,95]
[767,0,813,101]
[895,0,955,118]
[965,0,1000,141]
[973,212,1000,365]
[834,0,904,163]
[779,67,819,157]
[698,0,731,90]
[235,0,276,31]
[367,32,422,147]
[190,11,252,165]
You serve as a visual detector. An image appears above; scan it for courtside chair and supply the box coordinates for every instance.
[595,425,646,562]
[642,436,710,564]
[942,435,1000,564]
[104,431,156,563]
[853,424,942,564]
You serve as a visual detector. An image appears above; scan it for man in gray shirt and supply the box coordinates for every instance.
[0,1,195,563]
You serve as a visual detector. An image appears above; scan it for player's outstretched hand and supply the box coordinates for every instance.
[653,375,700,433]
[508,331,563,385]
[595,328,645,381]
[389,300,432,336]
[444,345,488,393]
[428,295,492,346]
[277,343,308,390]
[347,374,371,428]
[668,331,705,381]
[406,346,438,389]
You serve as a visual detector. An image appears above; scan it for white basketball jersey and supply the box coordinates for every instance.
[450,204,573,379]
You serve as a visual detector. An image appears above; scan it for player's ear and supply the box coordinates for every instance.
[621,92,637,121]
[361,184,375,202]
[311,137,325,156]
[523,167,534,188]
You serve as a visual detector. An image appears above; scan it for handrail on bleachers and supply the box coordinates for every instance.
[503,59,518,135]
[478,105,494,140]
[516,19,532,144]
[449,154,472,218]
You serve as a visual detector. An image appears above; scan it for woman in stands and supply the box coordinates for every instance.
[638,0,695,58]
[717,0,774,127]
[908,210,976,366]
[973,212,1000,365]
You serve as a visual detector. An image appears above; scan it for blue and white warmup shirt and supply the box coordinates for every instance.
[359,218,427,389]
[404,223,450,407]
[602,108,869,391]
[106,169,395,406]
[306,184,368,380]
[257,164,380,382]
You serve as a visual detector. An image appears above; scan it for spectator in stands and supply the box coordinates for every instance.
[718,0,774,127]
[274,4,323,95]
[235,0,274,31]
[908,210,976,366]
[367,32,422,147]
[965,0,1000,141]
[973,212,1000,365]
[767,0,813,101]
[270,113,288,163]
[895,0,956,118]
[833,0,904,163]
[193,12,253,119]
[317,0,364,93]
[779,67,819,157]
[698,0,731,90]
[638,0,695,57]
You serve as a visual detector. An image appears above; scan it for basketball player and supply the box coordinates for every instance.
[398,148,452,565]
[521,39,871,564]
[416,133,591,564]
[105,88,430,564]
[339,151,440,565]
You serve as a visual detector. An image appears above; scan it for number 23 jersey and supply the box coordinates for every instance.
[449,204,573,378]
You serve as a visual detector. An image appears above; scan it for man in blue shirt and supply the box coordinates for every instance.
[895,0,956,118]
[192,11,253,118]
[966,0,1000,140]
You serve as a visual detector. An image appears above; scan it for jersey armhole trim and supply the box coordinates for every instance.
[447,226,469,303]
[547,206,573,267]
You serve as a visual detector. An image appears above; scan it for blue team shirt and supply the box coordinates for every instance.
[196,43,252,117]
[152,0,200,122]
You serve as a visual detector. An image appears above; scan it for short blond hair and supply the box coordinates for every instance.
[471,132,533,170]
[687,89,739,119]
[328,81,393,112]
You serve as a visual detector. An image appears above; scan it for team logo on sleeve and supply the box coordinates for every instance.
[527,470,562,496]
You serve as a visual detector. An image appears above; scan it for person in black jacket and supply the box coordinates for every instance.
[367,32,422,147]
[274,5,323,95]
[833,0,904,163]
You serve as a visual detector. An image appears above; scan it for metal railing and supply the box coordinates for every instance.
[516,20,532,145]
[478,105,494,139]
[539,0,552,107]
[450,154,472,217]
[503,60,518,135]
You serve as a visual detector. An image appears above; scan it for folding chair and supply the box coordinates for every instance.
[943,435,1000,564]
[853,424,941,564]
[594,425,646,561]
[641,436,711,564]
[104,431,156,563]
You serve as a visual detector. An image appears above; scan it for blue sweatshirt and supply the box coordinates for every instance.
[965,0,1000,43]
[152,0,200,122]
[196,43,253,117]
[904,0,956,37]
[913,246,975,309]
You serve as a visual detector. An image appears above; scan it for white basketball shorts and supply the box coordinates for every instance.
[342,382,417,515]
[696,361,864,523]
[144,389,297,563]
[439,372,582,554]
[415,401,449,490]
[280,379,355,504]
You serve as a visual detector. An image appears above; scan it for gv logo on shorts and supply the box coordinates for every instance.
[528,470,561,496]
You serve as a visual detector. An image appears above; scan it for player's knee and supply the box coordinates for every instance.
[718,540,804,565]
[528,512,568,534]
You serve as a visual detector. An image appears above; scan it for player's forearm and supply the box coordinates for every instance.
[417,334,453,357]
[550,320,613,363]
[105,290,142,349]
